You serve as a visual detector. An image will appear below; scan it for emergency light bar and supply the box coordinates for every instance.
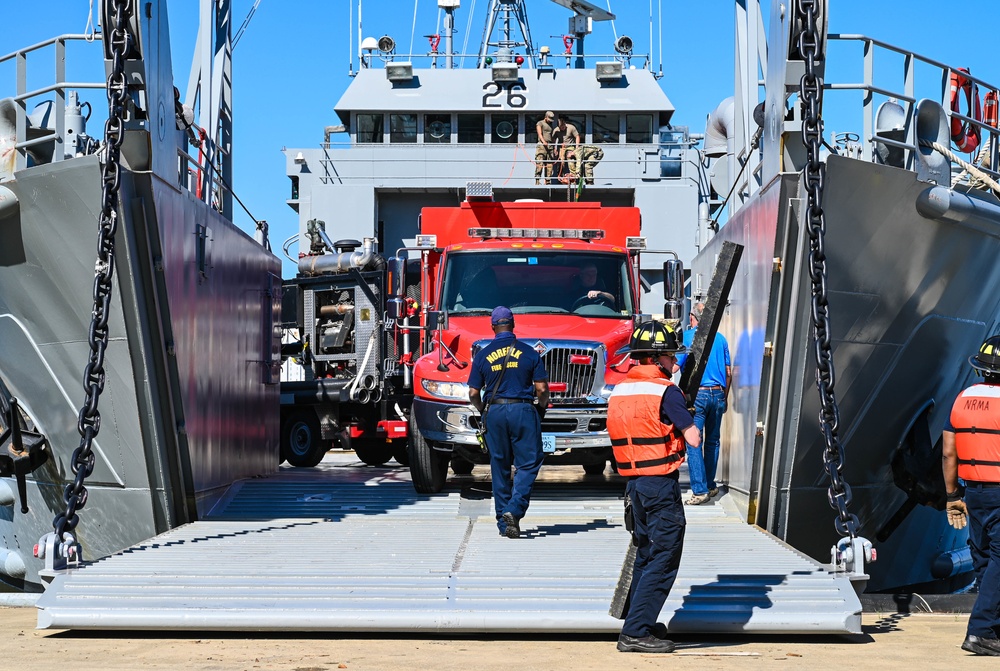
[468,227,605,240]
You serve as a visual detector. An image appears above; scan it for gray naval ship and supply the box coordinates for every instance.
[0,0,997,632]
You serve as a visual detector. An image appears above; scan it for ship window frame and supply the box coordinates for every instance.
[490,113,519,144]
[458,113,486,143]
[356,113,385,144]
[593,113,621,144]
[424,113,453,144]
[525,113,548,144]
[626,113,654,144]
[390,113,418,144]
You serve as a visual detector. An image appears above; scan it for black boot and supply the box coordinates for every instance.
[962,635,1000,656]
[616,634,675,653]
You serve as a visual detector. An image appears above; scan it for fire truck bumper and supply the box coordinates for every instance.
[412,398,611,451]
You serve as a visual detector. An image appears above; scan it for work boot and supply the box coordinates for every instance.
[502,512,520,539]
[617,634,675,653]
[962,635,1000,656]
[685,493,710,505]
[650,623,669,639]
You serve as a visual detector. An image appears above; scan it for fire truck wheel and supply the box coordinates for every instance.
[281,410,328,468]
[354,440,394,466]
[408,414,449,493]
[583,460,607,475]
[451,456,475,475]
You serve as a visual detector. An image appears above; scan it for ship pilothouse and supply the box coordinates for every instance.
[285,0,707,307]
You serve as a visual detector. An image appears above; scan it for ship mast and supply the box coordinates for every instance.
[477,0,537,69]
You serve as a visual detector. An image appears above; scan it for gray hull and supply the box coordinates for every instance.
[697,154,1000,591]
[0,155,280,588]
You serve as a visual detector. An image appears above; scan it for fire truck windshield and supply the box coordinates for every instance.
[441,250,634,317]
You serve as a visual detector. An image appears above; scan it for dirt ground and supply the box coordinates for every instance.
[0,607,995,671]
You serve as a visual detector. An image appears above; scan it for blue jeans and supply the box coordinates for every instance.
[484,403,544,534]
[622,473,686,638]
[965,485,1000,638]
[687,387,726,496]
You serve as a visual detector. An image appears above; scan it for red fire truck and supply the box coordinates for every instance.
[393,187,680,493]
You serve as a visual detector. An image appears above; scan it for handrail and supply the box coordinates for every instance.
[0,34,97,65]
[826,34,1000,178]
[1,34,104,171]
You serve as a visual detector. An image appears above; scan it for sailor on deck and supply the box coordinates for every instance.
[534,112,556,184]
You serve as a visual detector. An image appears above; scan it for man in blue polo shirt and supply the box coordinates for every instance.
[675,303,731,505]
[468,307,550,538]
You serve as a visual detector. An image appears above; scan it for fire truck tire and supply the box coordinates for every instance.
[354,440,394,466]
[281,410,328,468]
[451,456,475,475]
[408,415,449,493]
[583,460,607,475]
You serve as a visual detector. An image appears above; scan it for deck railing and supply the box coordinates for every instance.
[0,35,104,171]
[826,34,1000,181]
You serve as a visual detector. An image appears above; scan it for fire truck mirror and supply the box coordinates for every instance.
[426,310,448,331]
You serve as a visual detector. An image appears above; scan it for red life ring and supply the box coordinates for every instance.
[949,68,981,152]
[984,90,999,129]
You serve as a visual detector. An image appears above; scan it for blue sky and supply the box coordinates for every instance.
[3,0,999,277]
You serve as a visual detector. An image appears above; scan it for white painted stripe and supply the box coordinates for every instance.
[960,384,1000,398]
[609,381,670,398]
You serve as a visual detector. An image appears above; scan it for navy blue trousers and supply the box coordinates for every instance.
[484,403,544,534]
[622,472,686,638]
[965,485,1000,638]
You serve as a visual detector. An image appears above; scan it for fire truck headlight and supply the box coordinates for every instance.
[421,379,471,401]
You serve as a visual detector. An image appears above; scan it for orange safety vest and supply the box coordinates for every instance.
[950,383,1000,483]
[607,365,686,476]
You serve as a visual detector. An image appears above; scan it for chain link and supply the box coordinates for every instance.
[796,0,859,539]
[53,0,134,541]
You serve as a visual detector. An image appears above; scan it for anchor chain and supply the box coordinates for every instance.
[796,0,861,541]
[52,0,134,542]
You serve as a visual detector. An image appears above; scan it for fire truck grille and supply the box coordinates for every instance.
[541,346,602,400]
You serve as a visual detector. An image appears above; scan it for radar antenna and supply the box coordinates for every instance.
[477,0,537,69]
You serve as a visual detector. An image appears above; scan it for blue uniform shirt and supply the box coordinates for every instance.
[468,331,548,401]
[677,329,731,388]
[660,384,695,431]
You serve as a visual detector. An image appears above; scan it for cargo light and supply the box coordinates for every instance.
[625,236,646,250]
[416,234,438,248]
[467,227,605,240]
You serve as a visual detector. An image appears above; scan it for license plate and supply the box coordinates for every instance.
[542,434,556,453]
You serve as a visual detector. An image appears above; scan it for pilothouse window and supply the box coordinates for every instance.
[390,113,417,143]
[458,114,485,143]
[626,114,654,143]
[593,114,620,143]
[424,114,452,143]
[356,114,384,143]
[491,114,518,144]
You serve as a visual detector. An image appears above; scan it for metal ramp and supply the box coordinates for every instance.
[36,457,862,633]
